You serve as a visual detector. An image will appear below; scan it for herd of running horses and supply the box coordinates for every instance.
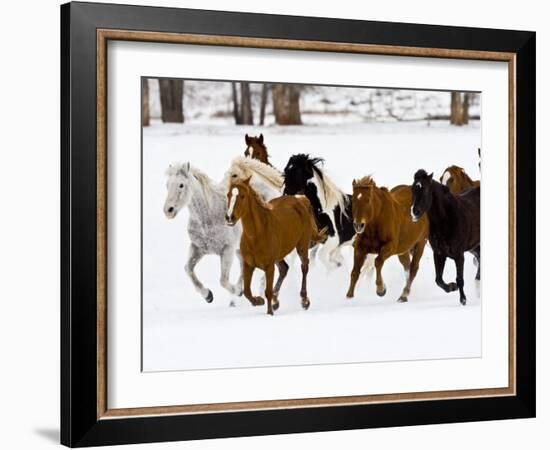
[163,134,480,315]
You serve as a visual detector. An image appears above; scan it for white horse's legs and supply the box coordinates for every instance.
[361,254,376,279]
[220,246,242,296]
[318,236,340,270]
[185,244,212,302]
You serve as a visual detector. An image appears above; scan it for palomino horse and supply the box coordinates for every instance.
[411,170,480,305]
[226,156,283,202]
[440,165,480,194]
[225,177,326,315]
[244,134,271,165]
[164,162,242,302]
[346,176,428,303]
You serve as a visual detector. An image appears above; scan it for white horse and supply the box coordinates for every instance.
[164,162,242,303]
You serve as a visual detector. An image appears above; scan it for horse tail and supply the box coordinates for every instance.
[305,203,329,244]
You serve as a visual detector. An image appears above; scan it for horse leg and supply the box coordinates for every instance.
[472,245,481,280]
[185,244,212,302]
[264,264,275,315]
[242,262,264,307]
[272,260,289,311]
[318,236,339,271]
[396,252,411,302]
[309,244,319,266]
[329,245,344,268]
[219,246,242,297]
[398,240,427,302]
[374,253,389,297]
[361,254,376,280]
[346,245,367,298]
[297,247,311,310]
[454,253,467,305]
[434,252,457,293]
[234,249,244,296]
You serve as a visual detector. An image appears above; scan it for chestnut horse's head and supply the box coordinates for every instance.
[351,176,378,234]
[244,134,269,164]
[225,177,252,226]
[411,169,434,222]
[439,165,474,194]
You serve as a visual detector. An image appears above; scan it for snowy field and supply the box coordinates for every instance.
[142,120,482,372]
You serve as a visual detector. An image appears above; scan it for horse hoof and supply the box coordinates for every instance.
[376,286,387,297]
[267,309,274,316]
[253,296,265,306]
[302,298,310,310]
[397,296,408,303]
[272,299,280,311]
[205,290,213,303]
[460,297,467,306]
[346,291,354,299]
[447,282,458,292]
[229,299,236,307]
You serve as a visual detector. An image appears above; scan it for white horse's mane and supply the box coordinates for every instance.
[166,162,222,207]
[312,166,349,217]
[228,156,284,192]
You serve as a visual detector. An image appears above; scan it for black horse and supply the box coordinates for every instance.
[411,169,480,305]
[283,154,354,267]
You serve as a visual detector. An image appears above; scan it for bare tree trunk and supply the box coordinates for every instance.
[240,82,253,125]
[462,92,471,125]
[142,78,150,127]
[259,84,268,126]
[159,79,184,123]
[231,82,242,125]
[272,84,302,125]
[450,92,464,126]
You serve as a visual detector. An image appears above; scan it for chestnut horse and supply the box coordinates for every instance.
[440,165,480,194]
[346,176,428,302]
[225,177,326,315]
[244,134,271,165]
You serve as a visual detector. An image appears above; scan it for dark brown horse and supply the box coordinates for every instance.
[440,165,480,194]
[225,177,326,315]
[346,176,429,302]
[244,134,271,165]
[411,170,480,305]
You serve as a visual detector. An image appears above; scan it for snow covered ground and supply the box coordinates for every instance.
[142,120,482,372]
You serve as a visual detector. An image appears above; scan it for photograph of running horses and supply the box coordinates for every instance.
[142,78,481,372]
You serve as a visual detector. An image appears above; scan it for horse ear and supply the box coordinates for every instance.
[259,133,264,144]
[178,162,190,175]
[245,134,250,145]
[352,179,357,187]
[428,172,433,180]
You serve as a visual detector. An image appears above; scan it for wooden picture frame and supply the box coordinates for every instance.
[61,1,535,447]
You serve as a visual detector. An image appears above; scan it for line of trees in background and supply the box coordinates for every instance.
[142,78,475,127]
[142,79,303,127]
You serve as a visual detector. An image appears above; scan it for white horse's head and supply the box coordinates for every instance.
[164,162,193,219]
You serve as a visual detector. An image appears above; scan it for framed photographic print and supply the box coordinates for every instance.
[61,1,536,447]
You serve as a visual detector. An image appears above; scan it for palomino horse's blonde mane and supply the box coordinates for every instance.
[228,156,284,192]
[312,165,349,217]
[231,179,273,210]
[166,162,221,207]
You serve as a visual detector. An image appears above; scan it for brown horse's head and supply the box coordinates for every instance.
[225,177,252,226]
[351,176,378,234]
[440,165,476,194]
[244,134,269,164]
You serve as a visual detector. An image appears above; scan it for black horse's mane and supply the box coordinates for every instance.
[286,153,325,180]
